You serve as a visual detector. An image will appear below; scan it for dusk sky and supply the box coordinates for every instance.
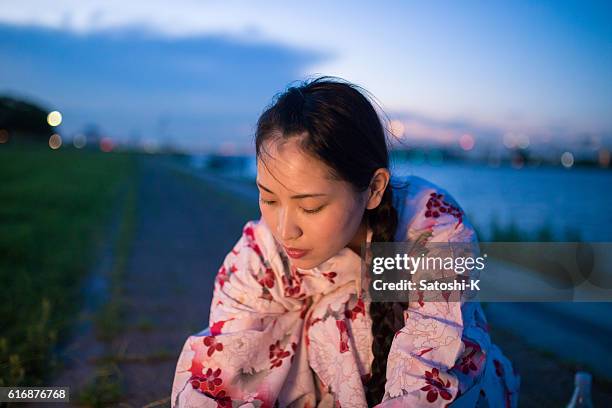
[1,0,610,152]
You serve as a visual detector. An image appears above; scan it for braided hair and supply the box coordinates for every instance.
[365,187,406,405]
[255,76,407,405]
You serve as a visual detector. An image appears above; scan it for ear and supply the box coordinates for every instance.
[366,168,390,210]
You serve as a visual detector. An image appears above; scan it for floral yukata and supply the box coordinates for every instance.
[171,175,520,407]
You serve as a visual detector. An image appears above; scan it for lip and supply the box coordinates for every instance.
[283,246,310,259]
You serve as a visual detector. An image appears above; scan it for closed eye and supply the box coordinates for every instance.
[260,198,324,214]
[302,206,325,214]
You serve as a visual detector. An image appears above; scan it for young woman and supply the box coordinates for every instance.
[171,77,519,407]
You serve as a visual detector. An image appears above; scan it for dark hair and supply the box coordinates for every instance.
[255,76,407,404]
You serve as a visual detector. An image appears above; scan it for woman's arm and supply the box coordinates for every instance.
[171,221,305,408]
[376,188,484,407]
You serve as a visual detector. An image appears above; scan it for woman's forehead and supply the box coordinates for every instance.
[257,138,337,194]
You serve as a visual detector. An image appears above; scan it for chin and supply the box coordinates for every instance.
[289,258,318,270]
[284,251,322,269]
[288,251,336,270]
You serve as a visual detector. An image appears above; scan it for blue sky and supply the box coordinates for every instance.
[0,0,610,152]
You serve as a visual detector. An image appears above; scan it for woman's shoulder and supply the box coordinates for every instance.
[391,174,456,204]
[391,175,477,243]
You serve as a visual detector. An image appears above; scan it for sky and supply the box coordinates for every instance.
[0,0,610,152]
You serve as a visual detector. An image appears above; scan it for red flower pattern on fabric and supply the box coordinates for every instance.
[322,271,337,284]
[457,339,483,375]
[304,316,323,347]
[494,359,504,377]
[417,291,425,307]
[258,267,275,289]
[424,192,463,227]
[243,225,264,259]
[203,336,224,357]
[344,298,366,321]
[210,319,233,336]
[420,367,453,403]
[216,265,228,288]
[505,390,513,408]
[282,275,301,297]
[336,320,350,353]
[190,367,224,395]
[212,390,232,408]
[290,341,298,363]
[269,340,292,369]
[290,264,305,281]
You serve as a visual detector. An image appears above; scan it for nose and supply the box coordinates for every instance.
[278,207,302,242]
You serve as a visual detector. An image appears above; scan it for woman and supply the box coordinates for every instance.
[171,77,519,407]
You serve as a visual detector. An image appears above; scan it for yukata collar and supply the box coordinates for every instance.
[287,223,374,297]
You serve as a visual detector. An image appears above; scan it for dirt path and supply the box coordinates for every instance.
[111,158,258,407]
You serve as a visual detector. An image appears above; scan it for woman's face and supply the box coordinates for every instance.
[256,136,369,269]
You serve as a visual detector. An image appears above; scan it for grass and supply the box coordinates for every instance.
[76,363,123,408]
[0,145,136,387]
[471,215,587,286]
[473,214,582,243]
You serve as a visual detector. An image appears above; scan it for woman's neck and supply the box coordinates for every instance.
[347,217,368,257]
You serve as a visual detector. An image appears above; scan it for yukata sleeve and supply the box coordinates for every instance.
[171,221,304,408]
[376,189,481,408]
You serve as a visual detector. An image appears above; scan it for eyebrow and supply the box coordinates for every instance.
[256,181,327,199]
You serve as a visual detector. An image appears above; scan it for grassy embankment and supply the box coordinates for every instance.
[0,146,136,387]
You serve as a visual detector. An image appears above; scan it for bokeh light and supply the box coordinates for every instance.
[516,134,530,149]
[100,137,114,152]
[143,139,159,154]
[47,111,62,127]
[48,133,62,149]
[459,134,475,151]
[503,133,516,149]
[73,134,87,149]
[561,151,574,168]
[511,155,524,169]
[599,149,610,168]
[389,120,405,139]
[503,132,529,150]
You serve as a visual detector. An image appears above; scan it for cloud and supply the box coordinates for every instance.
[386,109,612,152]
[386,110,502,147]
[0,23,327,150]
